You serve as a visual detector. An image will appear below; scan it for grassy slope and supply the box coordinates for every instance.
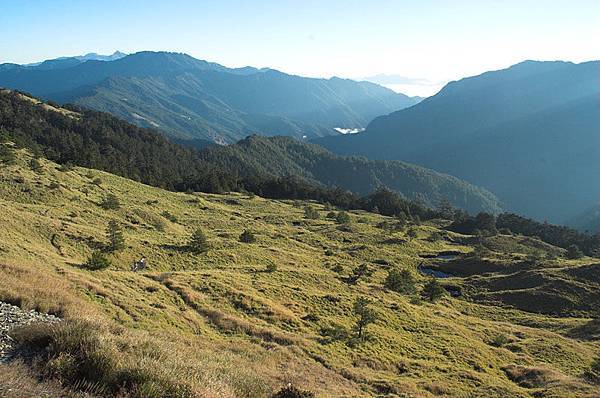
[0,147,598,397]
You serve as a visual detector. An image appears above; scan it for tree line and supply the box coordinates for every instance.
[1,90,598,255]
[447,210,600,256]
[0,90,438,221]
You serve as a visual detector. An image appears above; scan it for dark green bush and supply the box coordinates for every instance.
[566,244,584,259]
[99,194,120,210]
[29,157,43,173]
[189,228,209,253]
[490,334,510,347]
[335,211,351,224]
[161,211,178,223]
[304,205,319,219]
[384,269,417,294]
[586,356,600,385]
[239,229,256,243]
[265,263,277,273]
[84,251,111,270]
[0,145,16,164]
[422,279,445,302]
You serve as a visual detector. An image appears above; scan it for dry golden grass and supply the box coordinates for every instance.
[0,147,598,397]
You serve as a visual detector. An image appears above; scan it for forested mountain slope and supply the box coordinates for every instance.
[0,89,500,214]
[201,135,503,213]
[315,60,600,225]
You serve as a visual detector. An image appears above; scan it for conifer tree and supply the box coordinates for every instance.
[106,220,125,252]
[422,279,445,302]
[353,297,377,339]
[189,228,209,253]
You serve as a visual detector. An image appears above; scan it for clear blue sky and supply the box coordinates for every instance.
[1,0,598,95]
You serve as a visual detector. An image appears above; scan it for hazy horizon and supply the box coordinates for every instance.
[2,0,599,96]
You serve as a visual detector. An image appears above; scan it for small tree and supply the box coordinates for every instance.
[84,251,111,270]
[161,211,178,223]
[396,212,407,227]
[353,297,377,339]
[347,263,372,284]
[437,198,454,220]
[265,263,278,273]
[384,269,416,294]
[586,356,600,385]
[335,211,351,224]
[106,220,125,252]
[99,193,120,210]
[239,229,256,243]
[304,205,319,220]
[565,244,583,259]
[29,157,43,173]
[406,228,418,241]
[0,145,16,164]
[422,279,446,302]
[189,228,209,253]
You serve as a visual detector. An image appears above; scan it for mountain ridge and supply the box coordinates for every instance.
[0,89,500,214]
[0,51,420,143]
[315,60,600,226]
[200,135,503,214]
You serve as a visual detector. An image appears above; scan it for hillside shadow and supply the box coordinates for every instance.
[567,318,600,341]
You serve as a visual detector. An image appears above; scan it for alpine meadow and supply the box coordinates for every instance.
[0,2,599,398]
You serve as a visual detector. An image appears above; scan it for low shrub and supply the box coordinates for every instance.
[384,269,416,294]
[161,211,178,223]
[84,251,111,270]
[490,334,510,347]
[239,229,256,243]
[421,279,445,302]
[335,211,351,224]
[304,206,319,220]
[99,194,120,210]
[265,263,277,273]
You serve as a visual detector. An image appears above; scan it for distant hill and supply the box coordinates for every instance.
[316,60,600,225]
[200,135,503,214]
[569,204,600,234]
[0,51,420,143]
[22,51,127,70]
[0,89,499,214]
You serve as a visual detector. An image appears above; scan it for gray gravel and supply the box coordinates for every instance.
[0,302,60,362]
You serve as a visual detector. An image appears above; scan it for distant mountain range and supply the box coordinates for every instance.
[22,51,128,69]
[570,204,600,234]
[0,51,420,143]
[316,60,600,226]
